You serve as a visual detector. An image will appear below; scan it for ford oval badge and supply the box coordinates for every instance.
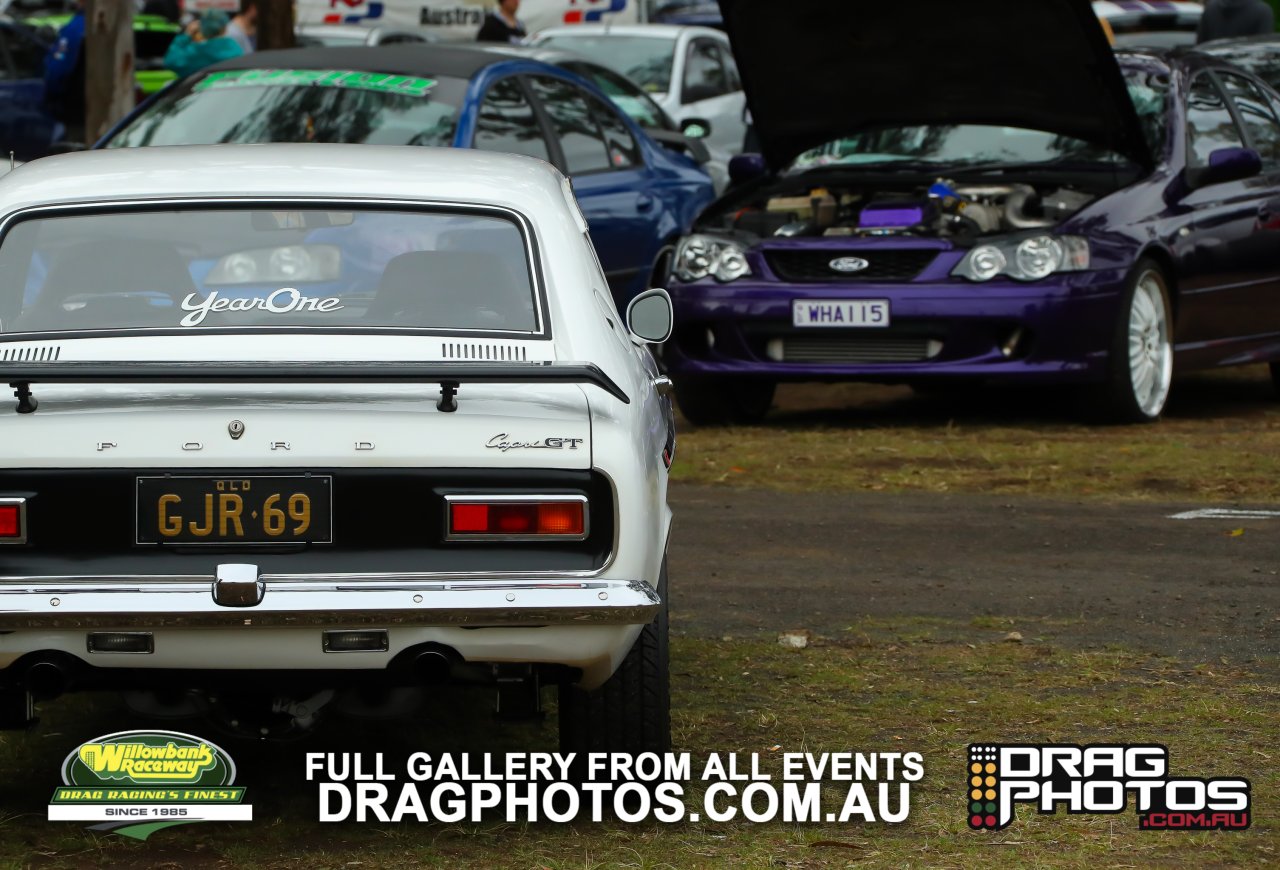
[829,256,870,273]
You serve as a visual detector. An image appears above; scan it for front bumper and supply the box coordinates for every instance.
[664,269,1128,383]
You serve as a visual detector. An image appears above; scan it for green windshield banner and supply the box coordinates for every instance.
[195,69,437,97]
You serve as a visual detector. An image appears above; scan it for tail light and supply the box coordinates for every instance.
[445,496,587,541]
[0,498,25,544]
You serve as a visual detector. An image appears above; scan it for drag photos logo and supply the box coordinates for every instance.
[967,744,1250,831]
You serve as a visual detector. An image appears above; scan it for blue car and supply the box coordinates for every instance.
[96,44,716,307]
[0,18,64,160]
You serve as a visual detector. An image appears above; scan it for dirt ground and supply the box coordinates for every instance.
[668,484,1279,667]
[668,374,1280,669]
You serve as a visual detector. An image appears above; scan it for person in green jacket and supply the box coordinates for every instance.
[163,9,243,79]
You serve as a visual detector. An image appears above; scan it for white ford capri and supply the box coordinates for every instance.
[0,145,675,750]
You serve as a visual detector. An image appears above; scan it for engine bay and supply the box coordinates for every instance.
[717,177,1099,243]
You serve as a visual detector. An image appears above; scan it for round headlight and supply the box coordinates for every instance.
[269,245,312,280]
[219,252,258,283]
[676,237,713,281]
[713,248,750,282]
[1014,236,1064,280]
[968,245,1006,281]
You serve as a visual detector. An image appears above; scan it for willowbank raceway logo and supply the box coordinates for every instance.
[967,744,1250,832]
[48,730,251,840]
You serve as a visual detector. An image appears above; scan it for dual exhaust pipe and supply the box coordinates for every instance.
[12,641,465,701]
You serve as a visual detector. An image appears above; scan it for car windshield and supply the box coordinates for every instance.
[558,60,673,130]
[103,69,466,148]
[536,35,675,93]
[0,207,539,336]
[789,69,1167,171]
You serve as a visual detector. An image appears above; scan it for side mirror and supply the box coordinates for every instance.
[626,287,673,344]
[1186,146,1262,189]
[680,117,711,139]
[647,128,710,164]
[728,153,767,186]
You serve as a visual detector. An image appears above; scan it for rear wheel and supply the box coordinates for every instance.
[674,377,775,425]
[558,561,669,759]
[1095,261,1172,423]
[1270,362,1280,398]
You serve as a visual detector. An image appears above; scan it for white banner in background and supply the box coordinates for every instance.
[292,0,642,41]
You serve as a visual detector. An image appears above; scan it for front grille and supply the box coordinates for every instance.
[767,335,941,363]
[764,249,938,282]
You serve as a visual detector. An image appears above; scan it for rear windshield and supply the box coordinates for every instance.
[0,207,539,336]
[104,69,467,148]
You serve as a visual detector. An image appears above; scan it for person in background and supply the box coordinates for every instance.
[43,1,86,142]
[1197,0,1275,42]
[476,0,525,43]
[164,9,243,79]
[226,1,258,54]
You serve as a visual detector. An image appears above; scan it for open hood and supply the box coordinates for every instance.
[718,0,1152,171]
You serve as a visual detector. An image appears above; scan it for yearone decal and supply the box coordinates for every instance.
[180,289,345,326]
[487,434,584,452]
[967,744,1250,831]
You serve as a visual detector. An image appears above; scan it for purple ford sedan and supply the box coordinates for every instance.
[662,0,1280,424]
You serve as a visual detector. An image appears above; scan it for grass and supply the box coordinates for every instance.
[669,367,1280,500]
[2,623,1274,868]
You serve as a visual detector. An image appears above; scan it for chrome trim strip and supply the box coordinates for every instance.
[0,570,613,585]
[443,494,590,542]
[0,497,26,545]
[0,578,659,629]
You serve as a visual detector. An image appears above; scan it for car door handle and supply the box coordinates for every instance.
[636,194,656,212]
[653,375,675,396]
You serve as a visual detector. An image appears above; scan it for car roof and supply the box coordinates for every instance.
[205,43,509,80]
[534,23,724,39]
[476,44,581,65]
[0,144,571,217]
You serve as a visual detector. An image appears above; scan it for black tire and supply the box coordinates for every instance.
[559,561,669,759]
[1094,259,1173,423]
[1270,362,1280,398]
[674,377,775,425]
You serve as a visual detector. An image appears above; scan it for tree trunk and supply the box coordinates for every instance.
[257,0,296,51]
[84,0,135,143]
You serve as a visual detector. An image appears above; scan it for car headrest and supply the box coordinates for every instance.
[367,250,535,330]
[18,240,195,330]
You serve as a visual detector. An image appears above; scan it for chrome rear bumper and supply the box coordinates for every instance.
[0,572,659,629]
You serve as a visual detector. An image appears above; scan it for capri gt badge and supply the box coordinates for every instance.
[829,257,869,273]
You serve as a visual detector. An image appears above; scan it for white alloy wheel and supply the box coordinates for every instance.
[1126,270,1172,419]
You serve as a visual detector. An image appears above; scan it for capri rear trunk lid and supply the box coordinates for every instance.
[717,0,1153,171]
